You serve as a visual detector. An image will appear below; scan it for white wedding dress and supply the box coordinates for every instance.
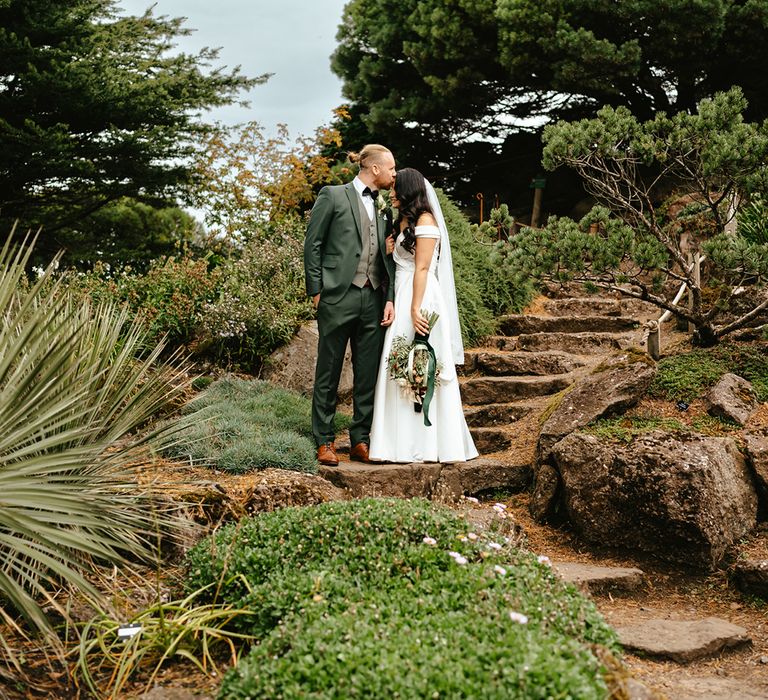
[369,225,478,463]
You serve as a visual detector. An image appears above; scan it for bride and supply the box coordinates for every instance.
[369,168,478,463]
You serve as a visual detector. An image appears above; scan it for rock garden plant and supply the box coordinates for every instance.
[163,376,350,474]
[186,498,620,698]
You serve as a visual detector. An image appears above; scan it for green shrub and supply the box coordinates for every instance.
[435,190,495,345]
[164,376,350,474]
[649,342,768,402]
[69,253,220,348]
[197,215,313,369]
[185,499,618,699]
[738,196,768,245]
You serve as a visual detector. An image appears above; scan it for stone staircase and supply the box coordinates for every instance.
[461,303,646,459]
[320,294,650,496]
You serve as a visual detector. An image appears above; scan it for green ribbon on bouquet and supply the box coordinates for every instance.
[410,332,437,427]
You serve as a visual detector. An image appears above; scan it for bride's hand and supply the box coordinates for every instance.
[411,308,430,335]
[385,235,395,255]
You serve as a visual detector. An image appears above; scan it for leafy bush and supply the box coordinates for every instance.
[197,215,313,367]
[163,376,350,474]
[185,499,618,699]
[70,253,221,348]
[71,216,313,369]
[738,195,768,245]
[649,342,768,402]
[438,192,534,347]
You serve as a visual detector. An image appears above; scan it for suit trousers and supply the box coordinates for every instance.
[312,285,384,447]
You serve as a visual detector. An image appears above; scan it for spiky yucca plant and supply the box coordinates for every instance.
[0,231,196,675]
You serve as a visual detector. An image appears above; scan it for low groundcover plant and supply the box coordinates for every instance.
[185,498,619,699]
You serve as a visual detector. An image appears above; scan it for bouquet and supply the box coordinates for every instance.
[386,310,443,426]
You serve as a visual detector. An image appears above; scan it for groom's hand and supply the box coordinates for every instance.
[381,301,395,326]
[312,294,320,308]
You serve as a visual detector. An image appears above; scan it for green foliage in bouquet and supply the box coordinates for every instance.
[184,499,618,699]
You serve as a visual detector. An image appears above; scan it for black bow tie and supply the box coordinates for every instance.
[362,186,379,200]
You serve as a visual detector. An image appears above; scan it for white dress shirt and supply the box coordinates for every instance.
[353,176,376,221]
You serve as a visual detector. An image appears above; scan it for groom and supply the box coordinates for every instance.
[304,144,397,466]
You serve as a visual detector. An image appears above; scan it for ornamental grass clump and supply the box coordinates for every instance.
[163,376,349,474]
[0,230,197,679]
[185,499,619,699]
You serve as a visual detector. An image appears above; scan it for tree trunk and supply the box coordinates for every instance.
[692,323,719,347]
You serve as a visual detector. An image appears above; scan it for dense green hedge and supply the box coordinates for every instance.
[163,376,350,474]
[185,499,618,698]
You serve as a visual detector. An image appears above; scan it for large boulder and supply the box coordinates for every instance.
[744,431,768,516]
[705,372,758,425]
[537,353,656,462]
[263,321,353,400]
[549,431,758,568]
[730,559,768,600]
[533,353,656,522]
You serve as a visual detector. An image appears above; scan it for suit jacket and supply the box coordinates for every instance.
[304,182,395,306]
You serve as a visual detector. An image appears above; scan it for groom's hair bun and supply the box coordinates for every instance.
[348,144,390,169]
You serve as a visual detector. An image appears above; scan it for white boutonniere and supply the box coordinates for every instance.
[376,193,389,216]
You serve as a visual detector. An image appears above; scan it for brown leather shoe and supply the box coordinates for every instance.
[317,442,338,466]
[350,442,371,463]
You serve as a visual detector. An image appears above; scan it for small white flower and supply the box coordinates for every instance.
[457,534,468,542]
[467,532,478,541]
[423,536,437,546]
[487,542,502,551]
[493,503,507,510]
[447,551,468,565]
[494,565,507,576]
[464,496,479,504]
[509,611,528,625]
[537,555,551,566]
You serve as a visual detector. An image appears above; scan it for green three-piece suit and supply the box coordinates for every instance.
[303,182,395,447]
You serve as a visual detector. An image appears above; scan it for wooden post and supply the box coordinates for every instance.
[476,192,484,224]
[647,322,661,361]
[530,176,546,229]
[687,252,694,333]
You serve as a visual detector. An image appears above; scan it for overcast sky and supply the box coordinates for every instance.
[117,0,349,137]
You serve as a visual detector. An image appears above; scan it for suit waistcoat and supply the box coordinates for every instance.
[352,196,382,289]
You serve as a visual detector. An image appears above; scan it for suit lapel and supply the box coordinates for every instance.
[344,183,363,240]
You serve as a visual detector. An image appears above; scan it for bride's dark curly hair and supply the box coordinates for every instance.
[394,168,433,254]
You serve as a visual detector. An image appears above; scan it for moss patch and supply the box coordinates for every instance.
[649,341,768,403]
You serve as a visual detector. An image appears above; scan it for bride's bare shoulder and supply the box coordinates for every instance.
[416,211,437,227]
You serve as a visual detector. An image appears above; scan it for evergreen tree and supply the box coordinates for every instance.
[0,0,262,260]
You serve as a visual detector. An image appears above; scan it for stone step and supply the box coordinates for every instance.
[664,676,768,700]
[543,297,625,317]
[516,331,633,354]
[461,374,573,405]
[464,402,535,427]
[499,314,639,336]
[545,296,660,318]
[469,427,512,453]
[615,617,751,663]
[318,458,532,500]
[552,561,645,596]
[463,350,585,377]
[483,336,518,352]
